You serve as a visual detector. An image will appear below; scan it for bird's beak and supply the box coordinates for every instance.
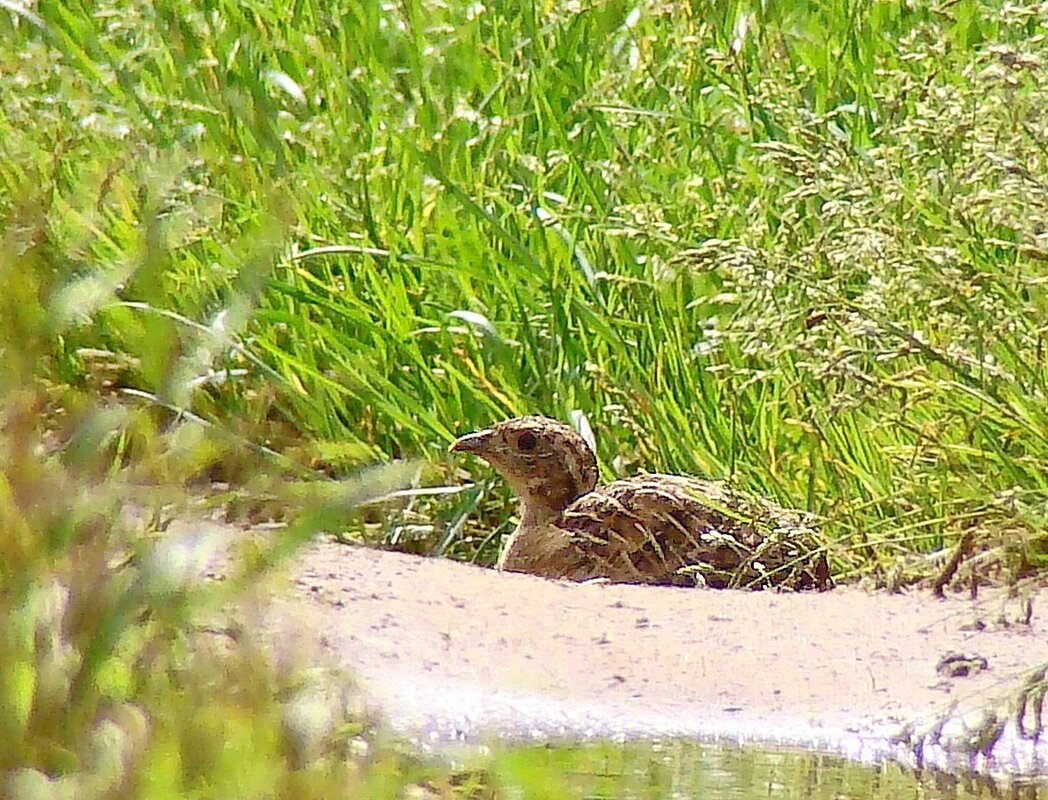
[449,428,494,454]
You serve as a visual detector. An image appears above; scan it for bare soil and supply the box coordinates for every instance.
[248,537,1048,759]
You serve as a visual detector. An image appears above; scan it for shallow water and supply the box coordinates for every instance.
[488,741,1047,800]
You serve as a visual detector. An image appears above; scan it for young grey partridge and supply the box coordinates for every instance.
[451,415,831,590]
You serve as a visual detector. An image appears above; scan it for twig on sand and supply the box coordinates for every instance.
[932,531,975,599]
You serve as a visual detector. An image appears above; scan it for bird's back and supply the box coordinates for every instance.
[555,475,831,590]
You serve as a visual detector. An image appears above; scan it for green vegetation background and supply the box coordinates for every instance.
[2,0,1046,797]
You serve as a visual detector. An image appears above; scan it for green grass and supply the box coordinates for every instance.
[2,0,1048,795]
[7,0,1047,573]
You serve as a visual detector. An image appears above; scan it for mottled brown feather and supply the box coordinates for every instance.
[451,416,831,591]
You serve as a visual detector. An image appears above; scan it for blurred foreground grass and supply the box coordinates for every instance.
[2,0,1048,796]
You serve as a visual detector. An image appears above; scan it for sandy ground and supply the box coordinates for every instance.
[242,538,1048,774]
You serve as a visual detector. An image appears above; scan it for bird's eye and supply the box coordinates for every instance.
[516,432,537,451]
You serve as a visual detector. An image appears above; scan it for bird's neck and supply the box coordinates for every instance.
[497,470,597,575]
[518,496,566,529]
[508,469,593,526]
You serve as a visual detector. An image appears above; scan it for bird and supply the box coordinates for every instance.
[450,415,832,590]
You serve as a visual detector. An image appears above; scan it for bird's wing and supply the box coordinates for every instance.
[557,475,830,589]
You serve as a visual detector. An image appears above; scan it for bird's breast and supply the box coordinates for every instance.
[497,520,589,578]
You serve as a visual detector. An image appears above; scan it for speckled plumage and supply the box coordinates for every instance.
[451,416,831,591]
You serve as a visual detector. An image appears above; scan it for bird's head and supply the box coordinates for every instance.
[450,416,599,525]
